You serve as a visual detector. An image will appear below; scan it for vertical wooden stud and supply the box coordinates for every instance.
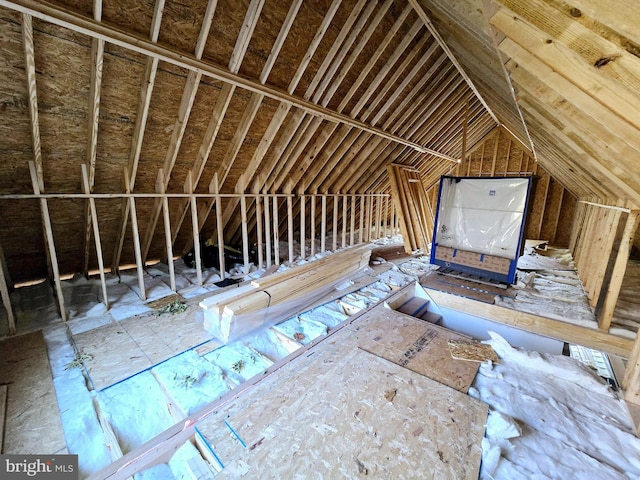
[321,195,327,253]
[0,242,15,335]
[350,195,356,246]
[264,195,272,268]
[81,164,109,309]
[185,171,202,286]
[300,194,306,259]
[342,194,348,248]
[156,170,176,292]
[28,162,67,321]
[273,196,280,265]
[310,195,316,256]
[332,195,338,251]
[359,194,365,243]
[214,174,226,279]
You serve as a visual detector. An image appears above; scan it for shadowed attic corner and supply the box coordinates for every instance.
[0,0,640,478]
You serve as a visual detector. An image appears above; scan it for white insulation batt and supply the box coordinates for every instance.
[472,332,640,479]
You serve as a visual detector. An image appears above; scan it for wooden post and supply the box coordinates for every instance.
[359,194,365,243]
[321,195,327,252]
[264,195,272,268]
[350,195,356,246]
[125,169,146,301]
[300,194,306,259]
[255,182,264,269]
[287,193,294,263]
[375,194,382,240]
[623,328,640,408]
[310,195,316,256]
[342,194,347,248]
[214,174,225,279]
[332,195,338,251]
[185,171,202,286]
[81,164,109,309]
[240,193,250,274]
[156,170,176,292]
[598,211,640,331]
[28,162,67,321]
[0,242,15,335]
[273,196,280,265]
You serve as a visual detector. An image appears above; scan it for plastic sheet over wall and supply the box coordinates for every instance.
[431,176,532,284]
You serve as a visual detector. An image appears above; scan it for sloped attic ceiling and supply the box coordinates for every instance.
[0,0,500,284]
[416,0,640,206]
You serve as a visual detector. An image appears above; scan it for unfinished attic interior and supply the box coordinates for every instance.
[2,0,640,477]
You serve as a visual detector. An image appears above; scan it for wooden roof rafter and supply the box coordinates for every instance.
[140,0,218,263]
[409,0,499,125]
[110,0,166,273]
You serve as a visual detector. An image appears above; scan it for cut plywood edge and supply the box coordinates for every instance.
[448,340,499,363]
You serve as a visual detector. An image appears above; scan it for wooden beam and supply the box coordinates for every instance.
[264,194,271,268]
[2,0,432,155]
[185,171,202,286]
[598,211,640,331]
[426,288,634,358]
[81,164,109,310]
[28,162,66,321]
[82,0,105,276]
[0,242,15,335]
[155,170,176,292]
[141,0,217,262]
[568,0,640,48]
[408,0,499,124]
[272,197,279,265]
[111,0,165,273]
[123,168,146,300]
[300,194,306,260]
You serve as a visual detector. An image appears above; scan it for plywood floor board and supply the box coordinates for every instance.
[354,308,481,393]
[420,273,498,304]
[197,303,487,478]
[216,349,487,479]
[0,331,67,454]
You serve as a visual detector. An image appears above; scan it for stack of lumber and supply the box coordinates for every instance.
[200,245,372,343]
[387,163,433,254]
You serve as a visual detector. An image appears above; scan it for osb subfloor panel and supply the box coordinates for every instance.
[73,306,218,391]
[0,331,67,454]
[197,305,488,478]
[354,308,480,393]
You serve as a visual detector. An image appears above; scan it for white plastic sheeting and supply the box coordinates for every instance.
[435,177,530,259]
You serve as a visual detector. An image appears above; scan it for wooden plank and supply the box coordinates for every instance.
[287,190,294,263]
[426,288,634,357]
[157,171,176,292]
[0,242,15,336]
[491,6,640,131]
[208,336,486,479]
[82,2,105,275]
[0,331,66,454]
[421,274,497,304]
[240,193,249,274]
[264,195,271,268]
[214,175,225,279]
[321,195,327,253]
[299,195,306,260]
[310,195,316,256]
[4,0,430,155]
[624,330,640,406]
[185,171,203,286]
[272,197,279,265]
[569,0,640,48]
[255,188,264,268]
[81,164,109,310]
[332,196,338,251]
[111,0,165,272]
[598,212,640,331]
[350,195,356,245]
[409,0,499,124]
[356,308,480,392]
[125,170,146,301]
[28,162,66,321]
